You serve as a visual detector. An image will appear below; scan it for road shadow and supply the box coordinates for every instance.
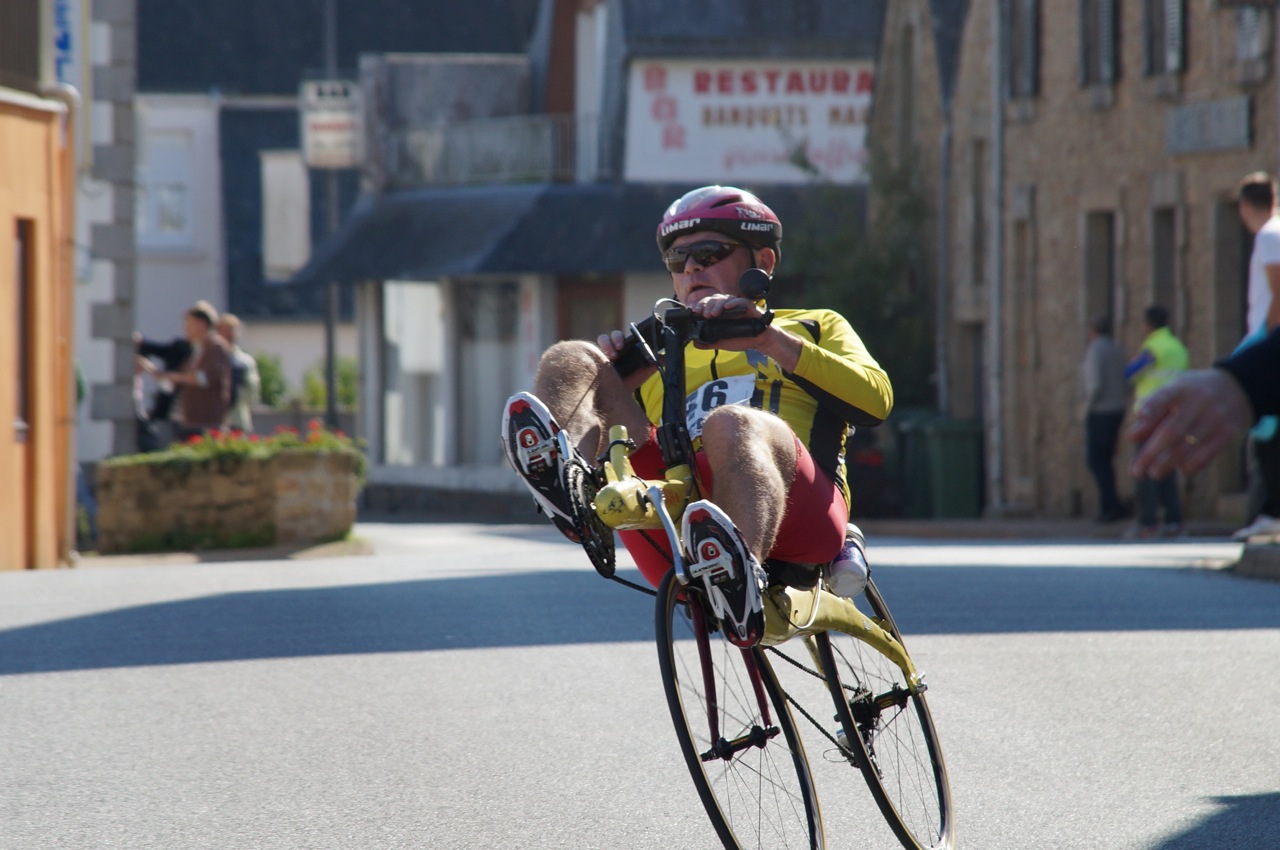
[2,560,1279,676]
[1152,793,1280,849]
[869,559,1280,636]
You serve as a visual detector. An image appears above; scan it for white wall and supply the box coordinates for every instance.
[238,321,358,396]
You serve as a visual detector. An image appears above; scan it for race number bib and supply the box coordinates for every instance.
[685,375,756,440]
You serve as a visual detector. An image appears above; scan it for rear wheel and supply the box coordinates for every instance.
[655,569,824,850]
[818,579,953,849]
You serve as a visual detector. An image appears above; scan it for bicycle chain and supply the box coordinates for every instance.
[767,646,859,761]
[565,456,617,579]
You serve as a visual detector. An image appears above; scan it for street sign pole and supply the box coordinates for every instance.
[300,2,360,432]
[323,0,339,431]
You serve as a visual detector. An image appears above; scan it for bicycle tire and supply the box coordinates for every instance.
[818,578,953,850]
[655,568,824,850]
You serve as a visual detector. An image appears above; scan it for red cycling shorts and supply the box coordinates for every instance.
[618,428,848,588]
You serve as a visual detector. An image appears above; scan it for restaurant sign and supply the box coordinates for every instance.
[624,59,875,185]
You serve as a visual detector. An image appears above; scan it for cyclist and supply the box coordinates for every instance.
[503,186,892,647]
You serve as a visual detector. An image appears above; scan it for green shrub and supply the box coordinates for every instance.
[255,352,289,407]
[302,356,359,410]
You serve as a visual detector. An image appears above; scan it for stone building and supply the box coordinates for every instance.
[935,0,1276,520]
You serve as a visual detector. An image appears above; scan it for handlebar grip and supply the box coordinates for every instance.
[611,316,663,378]
[694,310,774,343]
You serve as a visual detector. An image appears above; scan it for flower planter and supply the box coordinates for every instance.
[96,448,363,555]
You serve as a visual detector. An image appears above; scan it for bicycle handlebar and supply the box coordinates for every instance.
[612,270,776,378]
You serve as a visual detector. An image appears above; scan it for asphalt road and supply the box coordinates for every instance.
[1,523,1276,850]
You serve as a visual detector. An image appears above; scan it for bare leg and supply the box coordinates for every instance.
[699,406,797,560]
[533,340,651,460]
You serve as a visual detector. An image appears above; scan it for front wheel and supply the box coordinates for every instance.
[655,569,824,850]
[820,578,953,849]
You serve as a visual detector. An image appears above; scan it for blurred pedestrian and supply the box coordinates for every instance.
[73,362,98,547]
[1124,305,1188,538]
[133,327,193,451]
[216,313,261,433]
[159,300,233,440]
[1079,313,1129,523]
[1231,172,1280,539]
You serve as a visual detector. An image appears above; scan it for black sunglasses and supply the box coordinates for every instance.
[662,239,744,273]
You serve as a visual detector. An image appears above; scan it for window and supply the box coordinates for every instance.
[1144,0,1185,76]
[1236,7,1272,65]
[1008,0,1041,99]
[457,281,518,465]
[1080,0,1119,86]
[970,139,987,287]
[136,129,195,251]
[1152,207,1177,316]
[1084,211,1116,323]
[260,150,311,280]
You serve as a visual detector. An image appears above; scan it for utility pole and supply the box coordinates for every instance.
[323,0,340,429]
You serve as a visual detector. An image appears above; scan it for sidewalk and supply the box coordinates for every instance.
[73,537,373,569]
[72,514,1280,581]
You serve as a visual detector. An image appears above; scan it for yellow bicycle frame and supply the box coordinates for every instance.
[590,424,924,693]
[593,425,695,531]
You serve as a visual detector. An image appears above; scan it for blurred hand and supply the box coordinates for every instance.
[596,329,629,361]
[1130,369,1254,478]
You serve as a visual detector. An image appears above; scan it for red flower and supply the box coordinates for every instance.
[308,418,322,431]
[334,430,346,438]
[275,425,290,433]
[187,435,203,445]
[208,429,222,440]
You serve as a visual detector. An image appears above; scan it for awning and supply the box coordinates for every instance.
[286,181,862,285]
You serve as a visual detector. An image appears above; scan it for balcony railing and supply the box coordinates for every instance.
[382,113,614,190]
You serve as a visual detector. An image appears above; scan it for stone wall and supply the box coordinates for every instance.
[96,450,361,554]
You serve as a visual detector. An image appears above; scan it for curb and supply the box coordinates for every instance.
[1230,542,1280,581]
[854,519,1236,541]
[73,537,374,568]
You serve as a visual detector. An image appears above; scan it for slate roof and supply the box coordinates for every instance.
[288,181,864,285]
[619,0,886,59]
[138,0,542,95]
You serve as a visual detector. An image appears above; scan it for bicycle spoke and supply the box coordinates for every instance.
[657,573,822,849]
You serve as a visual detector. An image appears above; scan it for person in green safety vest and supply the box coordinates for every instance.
[1125,304,1189,538]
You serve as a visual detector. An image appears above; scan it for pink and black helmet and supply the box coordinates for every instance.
[656,185,783,261]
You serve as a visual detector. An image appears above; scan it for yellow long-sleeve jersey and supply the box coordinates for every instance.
[636,308,893,507]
